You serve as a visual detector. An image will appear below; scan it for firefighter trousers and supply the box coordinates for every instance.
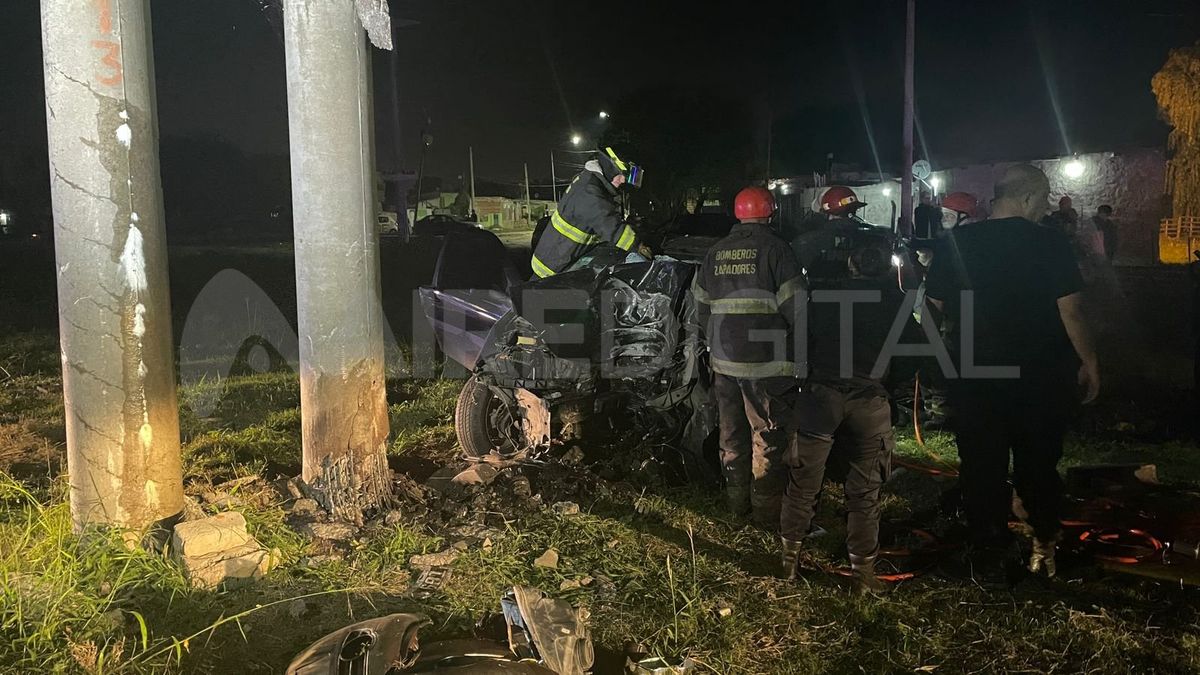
[713,374,797,526]
[781,380,893,559]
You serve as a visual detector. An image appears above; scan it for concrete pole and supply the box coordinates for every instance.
[40,0,183,538]
[524,163,533,226]
[469,146,476,213]
[899,0,916,237]
[284,0,391,522]
[550,151,557,202]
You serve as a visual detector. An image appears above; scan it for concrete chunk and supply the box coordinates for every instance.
[179,544,279,590]
[171,512,253,558]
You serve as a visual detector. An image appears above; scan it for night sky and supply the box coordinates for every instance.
[2,0,1199,195]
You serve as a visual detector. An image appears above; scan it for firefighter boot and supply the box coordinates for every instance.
[1028,536,1058,578]
[779,537,805,580]
[849,553,888,595]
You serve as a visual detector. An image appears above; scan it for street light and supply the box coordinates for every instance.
[598,111,609,119]
[1064,159,1085,179]
[570,134,582,146]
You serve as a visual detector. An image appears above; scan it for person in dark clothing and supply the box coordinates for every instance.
[1041,195,1080,239]
[925,164,1099,580]
[530,146,648,278]
[913,191,942,240]
[1092,205,1118,262]
[695,186,806,528]
[779,245,928,593]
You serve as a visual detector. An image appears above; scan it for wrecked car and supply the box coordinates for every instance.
[420,240,717,479]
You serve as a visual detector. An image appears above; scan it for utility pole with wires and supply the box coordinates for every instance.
[524,163,533,226]
[469,146,476,213]
[550,151,558,202]
[899,0,916,238]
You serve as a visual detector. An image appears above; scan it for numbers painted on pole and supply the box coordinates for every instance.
[92,41,122,86]
[92,0,122,87]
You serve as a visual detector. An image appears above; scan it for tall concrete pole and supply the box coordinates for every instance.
[899,0,916,237]
[469,146,476,213]
[40,0,183,538]
[524,163,533,226]
[284,0,391,522]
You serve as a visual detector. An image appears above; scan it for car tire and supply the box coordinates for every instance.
[455,375,531,459]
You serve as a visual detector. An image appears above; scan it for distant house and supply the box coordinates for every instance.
[473,195,554,230]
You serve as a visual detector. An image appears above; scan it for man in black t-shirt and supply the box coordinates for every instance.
[913,191,942,240]
[925,164,1099,580]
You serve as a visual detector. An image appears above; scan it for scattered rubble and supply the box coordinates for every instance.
[171,512,279,589]
[562,446,586,465]
[289,587,592,673]
[451,464,499,486]
[560,579,581,591]
[553,501,581,516]
[409,567,453,600]
[273,477,305,500]
[300,521,358,542]
[534,548,559,569]
[410,549,460,569]
[200,491,238,510]
[288,498,320,517]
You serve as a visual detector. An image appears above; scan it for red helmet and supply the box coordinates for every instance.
[819,186,866,217]
[942,191,978,216]
[734,186,776,220]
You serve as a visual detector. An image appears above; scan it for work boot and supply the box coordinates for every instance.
[849,553,888,595]
[779,537,805,580]
[1028,536,1058,578]
[725,484,751,517]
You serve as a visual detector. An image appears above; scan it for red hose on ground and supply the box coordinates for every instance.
[913,376,924,446]
[1078,528,1164,564]
[904,375,960,477]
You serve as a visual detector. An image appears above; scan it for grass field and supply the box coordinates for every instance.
[2,241,1200,673]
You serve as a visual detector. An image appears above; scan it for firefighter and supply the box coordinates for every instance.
[793,186,872,284]
[819,185,869,221]
[530,146,649,278]
[779,245,924,593]
[694,186,806,528]
[941,191,980,229]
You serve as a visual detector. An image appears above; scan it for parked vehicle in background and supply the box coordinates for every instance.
[413,214,482,237]
[378,210,400,234]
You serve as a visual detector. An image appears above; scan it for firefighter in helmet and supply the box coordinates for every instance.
[694,186,806,527]
[530,146,650,278]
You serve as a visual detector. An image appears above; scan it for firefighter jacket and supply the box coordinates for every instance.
[695,222,806,379]
[531,162,640,277]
